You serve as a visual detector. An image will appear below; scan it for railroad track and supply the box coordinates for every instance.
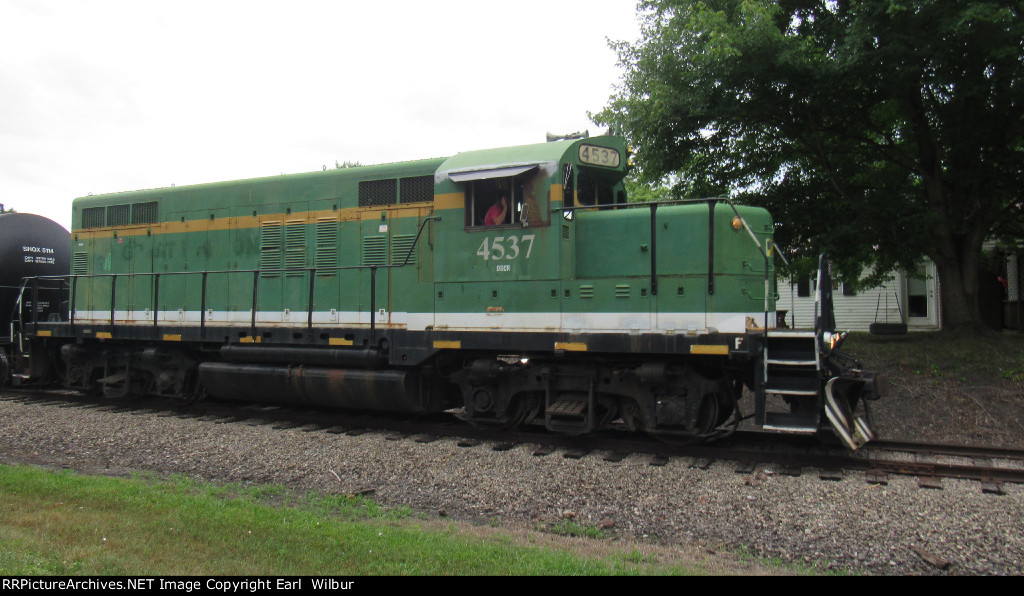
[3,386,1022,493]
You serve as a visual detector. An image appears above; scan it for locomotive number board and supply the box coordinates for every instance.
[577,144,620,168]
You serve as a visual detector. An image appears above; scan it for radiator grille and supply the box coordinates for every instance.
[106,204,130,226]
[399,176,433,203]
[82,207,105,228]
[359,179,397,207]
[131,201,158,224]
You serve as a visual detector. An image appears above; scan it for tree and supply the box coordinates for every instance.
[624,172,674,203]
[595,0,1024,330]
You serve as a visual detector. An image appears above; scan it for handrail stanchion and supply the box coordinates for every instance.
[250,271,259,340]
[369,267,377,343]
[201,272,208,339]
[31,277,39,333]
[70,275,78,331]
[307,269,316,333]
[153,273,160,327]
[109,274,117,327]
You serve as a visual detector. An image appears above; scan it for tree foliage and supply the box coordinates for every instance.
[624,172,675,203]
[595,0,1024,328]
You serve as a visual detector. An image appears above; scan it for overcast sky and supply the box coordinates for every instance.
[0,0,642,230]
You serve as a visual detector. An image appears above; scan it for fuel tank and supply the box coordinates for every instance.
[198,362,459,413]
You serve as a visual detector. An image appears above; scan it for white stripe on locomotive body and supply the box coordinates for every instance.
[72,309,775,335]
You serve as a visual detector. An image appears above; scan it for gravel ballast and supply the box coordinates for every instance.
[1,397,1021,575]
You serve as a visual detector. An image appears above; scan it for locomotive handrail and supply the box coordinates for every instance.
[554,196,728,211]
[18,215,439,343]
[9,276,69,354]
[19,276,70,327]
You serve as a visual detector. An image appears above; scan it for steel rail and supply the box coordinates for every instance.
[4,387,1023,486]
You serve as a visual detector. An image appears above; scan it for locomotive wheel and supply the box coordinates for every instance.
[593,395,619,431]
[649,383,738,442]
[97,368,152,400]
[465,393,539,430]
[693,392,721,436]
[173,381,206,406]
[616,398,648,432]
[78,369,104,397]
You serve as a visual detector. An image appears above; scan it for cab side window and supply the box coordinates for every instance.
[463,172,548,229]
[466,178,516,227]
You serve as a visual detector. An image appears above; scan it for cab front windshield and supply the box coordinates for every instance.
[562,163,626,208]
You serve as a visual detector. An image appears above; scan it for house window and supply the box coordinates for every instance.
[796,275,811,298]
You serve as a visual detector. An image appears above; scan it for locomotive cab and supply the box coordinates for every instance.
[429,136,776,438]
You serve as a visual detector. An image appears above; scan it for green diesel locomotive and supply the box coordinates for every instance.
[14,134,883,448]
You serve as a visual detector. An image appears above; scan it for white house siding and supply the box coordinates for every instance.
[776,263,941,332]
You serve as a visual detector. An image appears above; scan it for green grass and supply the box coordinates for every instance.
[542,519,607,540]
[0,464,730,576]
